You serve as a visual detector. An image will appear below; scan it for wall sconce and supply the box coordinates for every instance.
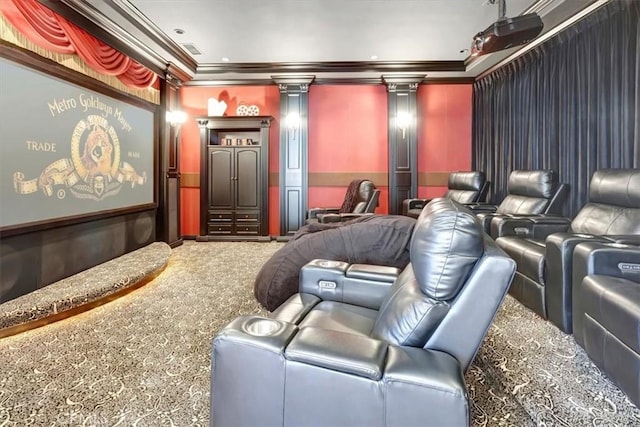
[166,110,187,128]
[286,111,301,139]
[396,112,412,139]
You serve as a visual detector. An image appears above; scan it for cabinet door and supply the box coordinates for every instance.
[208,147,234,209]
[235,147,260,210]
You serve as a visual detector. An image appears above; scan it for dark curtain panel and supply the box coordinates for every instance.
[472,0,639,217]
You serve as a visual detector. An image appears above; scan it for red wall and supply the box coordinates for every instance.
[177,83,472,237]
[417,84,473,199]
[308,85,389,213]
[179,86,280,236]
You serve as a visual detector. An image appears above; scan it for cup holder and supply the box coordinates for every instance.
[244,318,282,336]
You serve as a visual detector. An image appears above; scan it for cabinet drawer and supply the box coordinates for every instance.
[235,212,259,222]
[235,224,260,235]
[209,212,233,222]
[208,224,233,234]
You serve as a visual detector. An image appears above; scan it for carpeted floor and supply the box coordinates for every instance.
[0,241,639,426]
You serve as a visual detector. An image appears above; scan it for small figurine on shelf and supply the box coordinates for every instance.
[236,102,260,116]
[208,98,227,116]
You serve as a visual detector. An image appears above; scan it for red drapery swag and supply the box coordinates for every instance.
[1,0,158,89]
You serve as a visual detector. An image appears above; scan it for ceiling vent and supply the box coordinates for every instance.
[181,43,202,56]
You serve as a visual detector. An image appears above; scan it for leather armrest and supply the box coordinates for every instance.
[466,203,498,213]
[299,259,397,309]
[214,315,298,354]
[493,215,571,240]
[402,198,430,215]
[383,346,469,426]
[308,207,340,219]
[491,216,535,237]
[384,346,466,399]
[573,241,640,283]
[285,327,388,380]
[212,315,299,426]
[605,235,640,246]
[347,263,400,282]
[544,232,612,333]
[572,240,640,344]
[271,293,321,324]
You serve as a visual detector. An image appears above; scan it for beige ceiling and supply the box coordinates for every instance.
[68,0,604,83]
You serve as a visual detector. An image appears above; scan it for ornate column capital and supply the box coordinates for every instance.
[272,75,315,93]
[382,75,425,93]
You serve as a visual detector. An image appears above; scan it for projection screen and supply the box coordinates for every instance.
[0,57,155,229]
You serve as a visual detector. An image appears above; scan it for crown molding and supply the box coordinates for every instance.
[195,60,465,78]
[182,75,475,87]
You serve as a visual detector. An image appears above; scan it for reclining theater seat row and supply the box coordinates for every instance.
[402,171,489,218]
[306,179,380,224]
[496,169,640,333]
[211,199,516,427]
[468,169,569,237]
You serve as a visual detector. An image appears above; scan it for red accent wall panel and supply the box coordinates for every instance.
[180,188,200,237]
[180,86,280,236]
[308,85,388,213]
[416,84,473,199]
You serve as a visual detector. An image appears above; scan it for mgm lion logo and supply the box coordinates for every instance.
[71,115,122,198]
[13,114,146,201]
[80,124,115,178]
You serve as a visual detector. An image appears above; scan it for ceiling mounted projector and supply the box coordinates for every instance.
[471,2,544,57]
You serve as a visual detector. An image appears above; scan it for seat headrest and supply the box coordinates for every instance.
[357,180,375,199]
[411,198,484,300]
[507,170,558,198]
[589,169,640,207]
[448,171,486,192]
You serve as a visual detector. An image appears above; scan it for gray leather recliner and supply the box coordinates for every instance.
[402,171,489,218]
[571,239,640,406]
[467,169,569,236]
[495,169,640,332]
[306,179,380,224]
[211,198,516,427]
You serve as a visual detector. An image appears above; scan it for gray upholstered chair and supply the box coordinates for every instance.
[468,169,569,236]
[571,239,640,406]
[402,171,488,218]
[211,198,516,427]
[495,169,640,332]
[306,179,380,224]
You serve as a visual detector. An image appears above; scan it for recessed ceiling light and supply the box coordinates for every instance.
[370,55,378,60]
[221,57,230,62]
[173,28,185,35]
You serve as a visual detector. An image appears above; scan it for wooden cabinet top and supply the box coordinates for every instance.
[196,116,273,129]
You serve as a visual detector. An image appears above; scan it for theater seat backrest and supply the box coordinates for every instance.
[445,171,487,204]
[496,170,559,214]
[371,198,484,347]
[570,169,640,235]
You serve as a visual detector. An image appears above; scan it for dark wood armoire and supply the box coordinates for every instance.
[197,116,272,241]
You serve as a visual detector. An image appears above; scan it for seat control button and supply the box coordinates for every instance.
[319,280,337,289]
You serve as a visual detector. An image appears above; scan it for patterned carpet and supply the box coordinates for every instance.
[0,241,639,426]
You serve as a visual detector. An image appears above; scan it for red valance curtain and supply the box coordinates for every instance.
[1,0,158,89]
